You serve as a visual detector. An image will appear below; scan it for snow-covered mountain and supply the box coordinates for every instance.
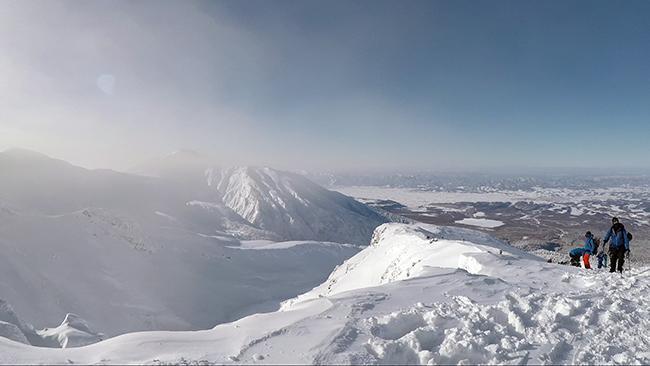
[131,151,389,245]
[208,167,388,245]
[2,223,647,364]
[0,148,194,215]
[0,149,387,245]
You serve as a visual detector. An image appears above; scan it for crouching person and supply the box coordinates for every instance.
[567,231,597,269]
[569,247,586,267]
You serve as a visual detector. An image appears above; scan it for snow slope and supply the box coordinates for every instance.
[2,223,647,364]
[0,207,358,338]
[0,300,38,346]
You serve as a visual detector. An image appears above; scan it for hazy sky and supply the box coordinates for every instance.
[1,0,649,172]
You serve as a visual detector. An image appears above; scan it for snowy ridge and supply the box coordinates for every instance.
[281,223,531,306]
[2,223,647,364]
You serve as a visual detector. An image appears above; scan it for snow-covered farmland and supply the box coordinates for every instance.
[454,218,505,228]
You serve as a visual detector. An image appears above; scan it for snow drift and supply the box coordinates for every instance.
[2,222,647,365]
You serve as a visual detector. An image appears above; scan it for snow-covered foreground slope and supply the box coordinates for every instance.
[2,223,647,365]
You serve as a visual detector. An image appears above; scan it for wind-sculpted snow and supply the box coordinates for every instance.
[2,223,647,365]
[37,313,104,349]
[0,301,103,349]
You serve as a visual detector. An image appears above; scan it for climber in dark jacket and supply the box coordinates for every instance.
[603,217,630,273]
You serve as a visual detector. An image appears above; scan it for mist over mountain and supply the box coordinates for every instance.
[306,170,650,191]
[0,148,385,341]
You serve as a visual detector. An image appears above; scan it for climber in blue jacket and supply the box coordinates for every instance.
[568,231,597,268]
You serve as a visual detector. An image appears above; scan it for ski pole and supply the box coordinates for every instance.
[627,252,631,272]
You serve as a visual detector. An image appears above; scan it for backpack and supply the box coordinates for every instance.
[593,237,600,254]
[627,232,633,241]
[610,223,627,248]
